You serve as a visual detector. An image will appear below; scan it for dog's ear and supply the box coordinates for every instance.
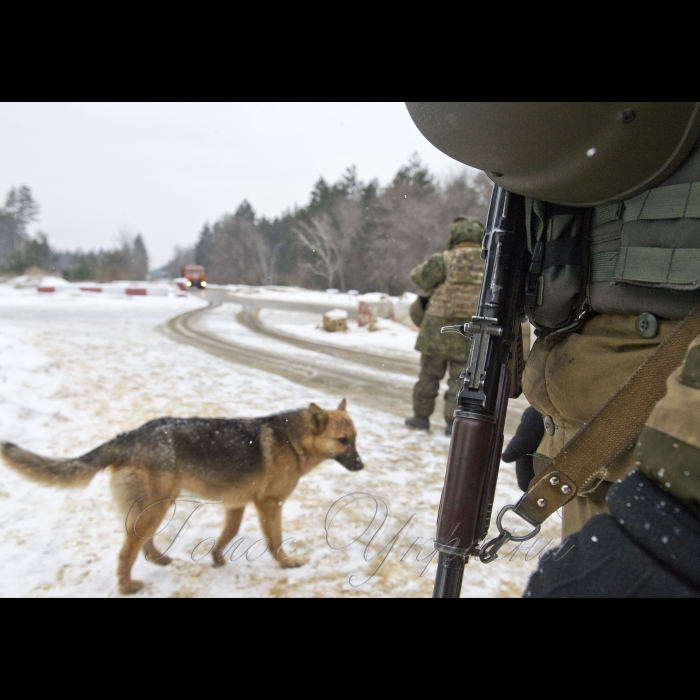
[337,398,347,412]
[308,403,329,433]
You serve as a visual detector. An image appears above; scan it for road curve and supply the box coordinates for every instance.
[205,286,419,375]
[161,294,528,436]
[160,303,416,417]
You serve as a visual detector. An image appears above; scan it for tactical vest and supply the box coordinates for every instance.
[525,147,700,342]
[426,245,484,318]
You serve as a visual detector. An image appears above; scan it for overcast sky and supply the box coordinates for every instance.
[0,102,475,267]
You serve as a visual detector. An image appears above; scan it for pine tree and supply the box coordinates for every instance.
[235,200,256,223]
[4,186,40,229]
[131,234,149,280]
[195,223,215,268]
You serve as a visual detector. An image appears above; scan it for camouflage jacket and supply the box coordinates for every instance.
[637,333,700,512]
[410,242,485,360]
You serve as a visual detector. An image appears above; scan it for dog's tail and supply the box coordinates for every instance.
[1,438,128,488]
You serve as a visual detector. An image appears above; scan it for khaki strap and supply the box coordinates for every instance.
[514,301,700,526]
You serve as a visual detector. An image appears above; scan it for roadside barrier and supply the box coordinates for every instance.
[35,281,176,296]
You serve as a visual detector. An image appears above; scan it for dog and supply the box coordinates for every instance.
[1,399,363,594]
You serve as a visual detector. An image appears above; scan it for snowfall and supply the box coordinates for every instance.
[0,280,561,597]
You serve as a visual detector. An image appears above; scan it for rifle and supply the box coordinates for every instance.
[432,185,534,598]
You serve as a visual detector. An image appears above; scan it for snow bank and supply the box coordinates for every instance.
[219,284,398,311]
[5,275,181,297]
[393,292,419,330]
[250,287,362,308]
[259,308,420,362]
[324,308,348,321]
[12,274,71,289]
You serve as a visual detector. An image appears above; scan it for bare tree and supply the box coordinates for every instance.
[113,228,149,280]
[254,236,285,286]
[188,158,492,294]
[203,216,261,285]
[165,244,196,278]
[293,214,345,290]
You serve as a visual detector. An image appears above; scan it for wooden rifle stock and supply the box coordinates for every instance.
[433,186,528,598]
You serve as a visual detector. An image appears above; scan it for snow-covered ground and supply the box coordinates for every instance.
[258,308,421,363]
[199,304,417,390]
[10,274,72,289]
[219,285,366,310]
[0,285,560,597]
[4,274,177,296]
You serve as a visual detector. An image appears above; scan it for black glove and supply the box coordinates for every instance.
[524,470,700,598]
[502,406,545,492]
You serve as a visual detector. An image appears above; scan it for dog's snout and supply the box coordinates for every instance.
[336,450,364,472]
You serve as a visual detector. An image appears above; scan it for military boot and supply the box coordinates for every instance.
[405,416,430,431]
[444,420,454,436]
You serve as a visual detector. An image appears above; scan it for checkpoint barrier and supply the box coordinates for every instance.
[357,293,394,327]
[35,281,175,296]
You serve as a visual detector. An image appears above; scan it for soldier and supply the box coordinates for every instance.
[405,216,485,436]
[405,102,700,596]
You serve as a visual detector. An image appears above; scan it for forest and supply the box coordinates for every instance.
[167,155,492,295]
[0,185,149,282]
[1,155,492,294]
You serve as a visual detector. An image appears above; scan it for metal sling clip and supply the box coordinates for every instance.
[474,504,541,564]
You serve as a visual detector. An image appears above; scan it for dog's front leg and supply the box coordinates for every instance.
[212,507,246,567]
[254,498,304,568]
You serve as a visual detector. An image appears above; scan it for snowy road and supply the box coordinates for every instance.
[168,290,528,436]
[163,303,418,418]
[0,287,560,597]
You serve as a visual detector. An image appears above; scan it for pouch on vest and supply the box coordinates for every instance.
[588,165,700,319]
[524,199,592,342]
[410,294,430,327]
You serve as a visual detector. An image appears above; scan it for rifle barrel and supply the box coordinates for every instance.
[432,186,528,598]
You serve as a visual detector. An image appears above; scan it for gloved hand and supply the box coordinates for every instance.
[502,406,545,492]
[524,470,700,598]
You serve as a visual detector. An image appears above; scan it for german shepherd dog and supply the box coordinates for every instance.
[1,400,363,594]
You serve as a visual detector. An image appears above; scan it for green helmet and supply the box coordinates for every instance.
[405,102,700,206]
[449,216,484,248]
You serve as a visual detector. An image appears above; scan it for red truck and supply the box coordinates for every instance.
[181,265,207,288]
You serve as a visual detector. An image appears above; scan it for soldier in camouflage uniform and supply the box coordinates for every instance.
[406,102,700,596]
[405,216,485,436]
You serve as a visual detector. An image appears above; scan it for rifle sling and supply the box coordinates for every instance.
[513,300,700,526]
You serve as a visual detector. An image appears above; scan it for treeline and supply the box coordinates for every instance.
[0,186,149,281]
[168,155,492,295]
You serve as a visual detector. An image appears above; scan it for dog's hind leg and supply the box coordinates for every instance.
[112,469,180,595]
[212,507,246,567]
[254,498,304,568]
[143,539,172,566]
[118,495,176,594]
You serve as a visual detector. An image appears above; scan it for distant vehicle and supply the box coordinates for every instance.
[181,265,207,288]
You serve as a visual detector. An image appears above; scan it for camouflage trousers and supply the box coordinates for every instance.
[412,354,464,423]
